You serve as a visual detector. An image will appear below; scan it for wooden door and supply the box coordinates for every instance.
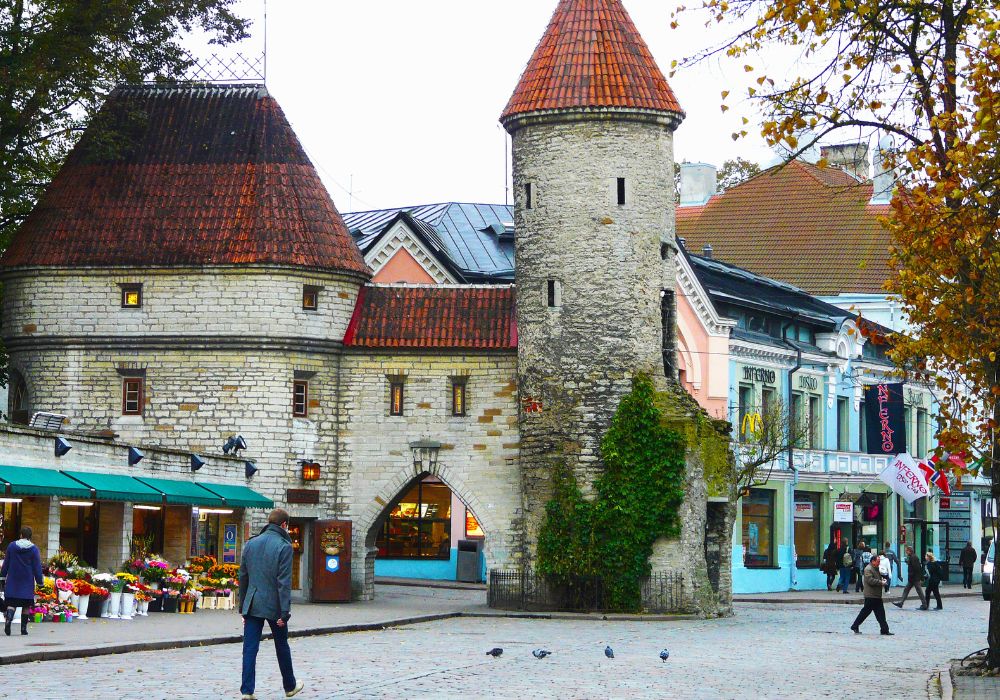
[311,520,352,602]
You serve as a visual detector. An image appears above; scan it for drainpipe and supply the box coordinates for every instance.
[783,324,803,590]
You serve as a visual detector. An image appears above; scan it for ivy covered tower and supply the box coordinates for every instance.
[501,0,686,557]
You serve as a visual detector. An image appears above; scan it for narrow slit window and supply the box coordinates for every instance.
[390,381,405,416]
[293,380,309,417]
[617,177,626,205]
[525,183,533,210]
[122,378,144,416]
[546,280,561,308]
[451,381,467,417]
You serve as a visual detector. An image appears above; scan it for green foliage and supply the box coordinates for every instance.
[536,374,687,611]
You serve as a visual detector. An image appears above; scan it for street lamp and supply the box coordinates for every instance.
[409,439,442,475]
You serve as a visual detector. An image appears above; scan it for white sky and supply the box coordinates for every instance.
[210,0,777,212]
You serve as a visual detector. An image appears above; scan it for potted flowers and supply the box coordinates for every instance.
[134,584,153,616]
[141,558,169,589]
[94,574,121,618]
[116,573,139,620]
[161,588,180,613]
[54,577,73,602]
[179,592,197,614]
[88,585,110,617]
[71,580,93,620]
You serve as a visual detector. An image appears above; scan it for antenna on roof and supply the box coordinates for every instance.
[263,0,268,84]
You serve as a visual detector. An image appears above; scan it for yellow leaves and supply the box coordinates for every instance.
[721,90,730,99]
[990,351,997,362]
[743,65,754,73]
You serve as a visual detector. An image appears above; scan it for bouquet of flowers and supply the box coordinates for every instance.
[187,555,217,575]
[121,558,146,577]
[69,567,95,582]
[116,572,138,593]
[54,579,73,593]
[35,579,54,597]
[207,563,239,580]
[46,549,80,578]
[72,580,94,596]
[133,583,154,602]
[89,586,110,601]
[94,573,122,593]
[142,559,169,583]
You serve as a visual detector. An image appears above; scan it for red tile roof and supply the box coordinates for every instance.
[676,160,892,296]
[343,285,517,349]
[0,85,369,275]
[501,0,682,123]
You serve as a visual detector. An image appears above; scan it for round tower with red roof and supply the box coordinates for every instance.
[502,0,687,563]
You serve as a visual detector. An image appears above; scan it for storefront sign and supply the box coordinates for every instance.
[794,501,815,521]
[834,502,854,522]
[798,375,818,391]
[940,496,970,511]
[287,488,320,504]
[223,523,238,564]
[743,366,776,384]
[878,453,930,503]
[864,383,907,455]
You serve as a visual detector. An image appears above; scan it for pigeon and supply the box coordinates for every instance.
[659,649,670,662]
[605,646,614,659]
[532,649,552,659]
[486,648,503,658]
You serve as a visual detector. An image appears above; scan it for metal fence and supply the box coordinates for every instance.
[488,569,684,614]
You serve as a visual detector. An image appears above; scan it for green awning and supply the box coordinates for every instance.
[61,470,162,503]
[0,464,91,499]
[135,476,224,507]
[196,482,274,509]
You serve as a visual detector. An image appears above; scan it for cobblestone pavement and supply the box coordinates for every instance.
[5,597,989,700]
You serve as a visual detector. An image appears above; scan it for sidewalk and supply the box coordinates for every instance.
[0,584,485,666]
[735,583,983,605]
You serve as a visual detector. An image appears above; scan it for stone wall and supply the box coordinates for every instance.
[336,350,521,599]
[509,113,678,561]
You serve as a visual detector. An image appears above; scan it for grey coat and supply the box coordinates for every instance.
[239,524,293,621]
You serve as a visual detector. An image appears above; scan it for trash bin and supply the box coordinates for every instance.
[456,539,483,583]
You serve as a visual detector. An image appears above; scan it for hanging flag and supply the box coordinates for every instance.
[918,458,953,496]
[878,453,931,503]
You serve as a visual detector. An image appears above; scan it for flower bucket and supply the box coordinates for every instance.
[162,595,178,613]
[120,592,135,620]
[87,596,105,618]
[148,592,163,613]
[32,613,42,623]
[107,591,122,619]
[202,595,216,610]
[57,589,71,603]
[76,594,90,620]
[69,593,79,610]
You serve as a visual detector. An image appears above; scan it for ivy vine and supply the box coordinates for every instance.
[536,374,687,611]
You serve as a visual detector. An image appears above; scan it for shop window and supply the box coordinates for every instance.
[59,503,99,567]
[0,501,21,547]
[120,283,142,309]
[742,489,775,568]
[194,511,222,558]
[389,380,405,416]
[132,506,164,555]
[808,395,822,449]
[793,492,821,567]
[302,285,320,311]
[737,384,754,443]
[376,480,452,559]
[451,379,467,417]
[837,397,849,451]
[122,377,144,416]
[916,408,928,457]
[761,386,775,416]
[293,380,308,417]
[465,508,484,538]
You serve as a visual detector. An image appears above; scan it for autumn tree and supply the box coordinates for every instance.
[672,0,1000,665]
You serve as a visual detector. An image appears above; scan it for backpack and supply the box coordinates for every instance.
[842,551,854,567]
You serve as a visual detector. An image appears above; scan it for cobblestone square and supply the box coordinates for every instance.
[4,597,988,699]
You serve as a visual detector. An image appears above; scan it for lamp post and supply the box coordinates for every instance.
[409,440,442,475]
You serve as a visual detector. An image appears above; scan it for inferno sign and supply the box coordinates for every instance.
[864,383,907,456]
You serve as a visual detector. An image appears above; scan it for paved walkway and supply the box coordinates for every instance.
[734,582,982,605]
[2,595,990,698]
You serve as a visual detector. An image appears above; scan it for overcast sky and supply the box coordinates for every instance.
[209,0,777,213]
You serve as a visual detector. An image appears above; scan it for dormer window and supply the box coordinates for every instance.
[120,283,142,309]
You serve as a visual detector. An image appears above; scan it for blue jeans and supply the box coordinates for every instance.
[241,616,297,695]
[838,566,851,592]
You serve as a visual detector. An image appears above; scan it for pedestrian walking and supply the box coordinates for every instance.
[959,542,978,589]
[837,542,853,594]
[893,546,927,610]
[851,554,894,635]
[883,541,903,586]
[853,541,866,593]
[239,508,305,700]
[877,549,892,590]
[0,526,44,636]
[924,552,943,610]
[823,541,840,591]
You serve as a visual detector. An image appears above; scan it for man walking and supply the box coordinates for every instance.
[239,508,304,700]
[893,546,926,610]
[960,542,978,589]
[851,554,894,635]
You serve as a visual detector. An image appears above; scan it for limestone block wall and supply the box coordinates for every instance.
[336,351,521,599]
[1,267,363,344]
[510,114,678,558]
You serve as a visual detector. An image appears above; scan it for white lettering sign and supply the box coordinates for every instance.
[833,502,854,522]
[878,453,930,504]
[794,502,814,521]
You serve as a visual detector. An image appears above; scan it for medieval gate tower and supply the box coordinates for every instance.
[502,0,686,555]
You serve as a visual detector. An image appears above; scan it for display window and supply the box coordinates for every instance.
[0,501,21,547]
[376,480,452,559]
[742,489,775,568]
[793,492,821,567]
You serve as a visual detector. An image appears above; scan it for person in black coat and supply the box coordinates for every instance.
[0,526,44,636]
[893,546,927,609]
[959,542,978,589]
[822,541,839,590]
[924,552,944,609]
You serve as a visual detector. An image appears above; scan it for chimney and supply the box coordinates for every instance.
[679,162,718,206]
[702,244,713,258]
[871,136,895,204]
[820,142,870,181]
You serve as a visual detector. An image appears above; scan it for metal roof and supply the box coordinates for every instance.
[343,203,515,282]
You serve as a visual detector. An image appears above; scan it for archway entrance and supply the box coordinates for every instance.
[367,473,486,583]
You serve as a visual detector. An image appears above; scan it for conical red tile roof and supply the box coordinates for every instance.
[501,0,683,124]
[0,84,369,275]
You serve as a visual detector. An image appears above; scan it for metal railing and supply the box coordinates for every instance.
[488,569,683,613]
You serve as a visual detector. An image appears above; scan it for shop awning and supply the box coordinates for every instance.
[61,470,162,503]
[0,464,91,499]
[196,482,274,509]
[135,476,225,507]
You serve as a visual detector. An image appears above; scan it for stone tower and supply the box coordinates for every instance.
[501,0,686,556]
